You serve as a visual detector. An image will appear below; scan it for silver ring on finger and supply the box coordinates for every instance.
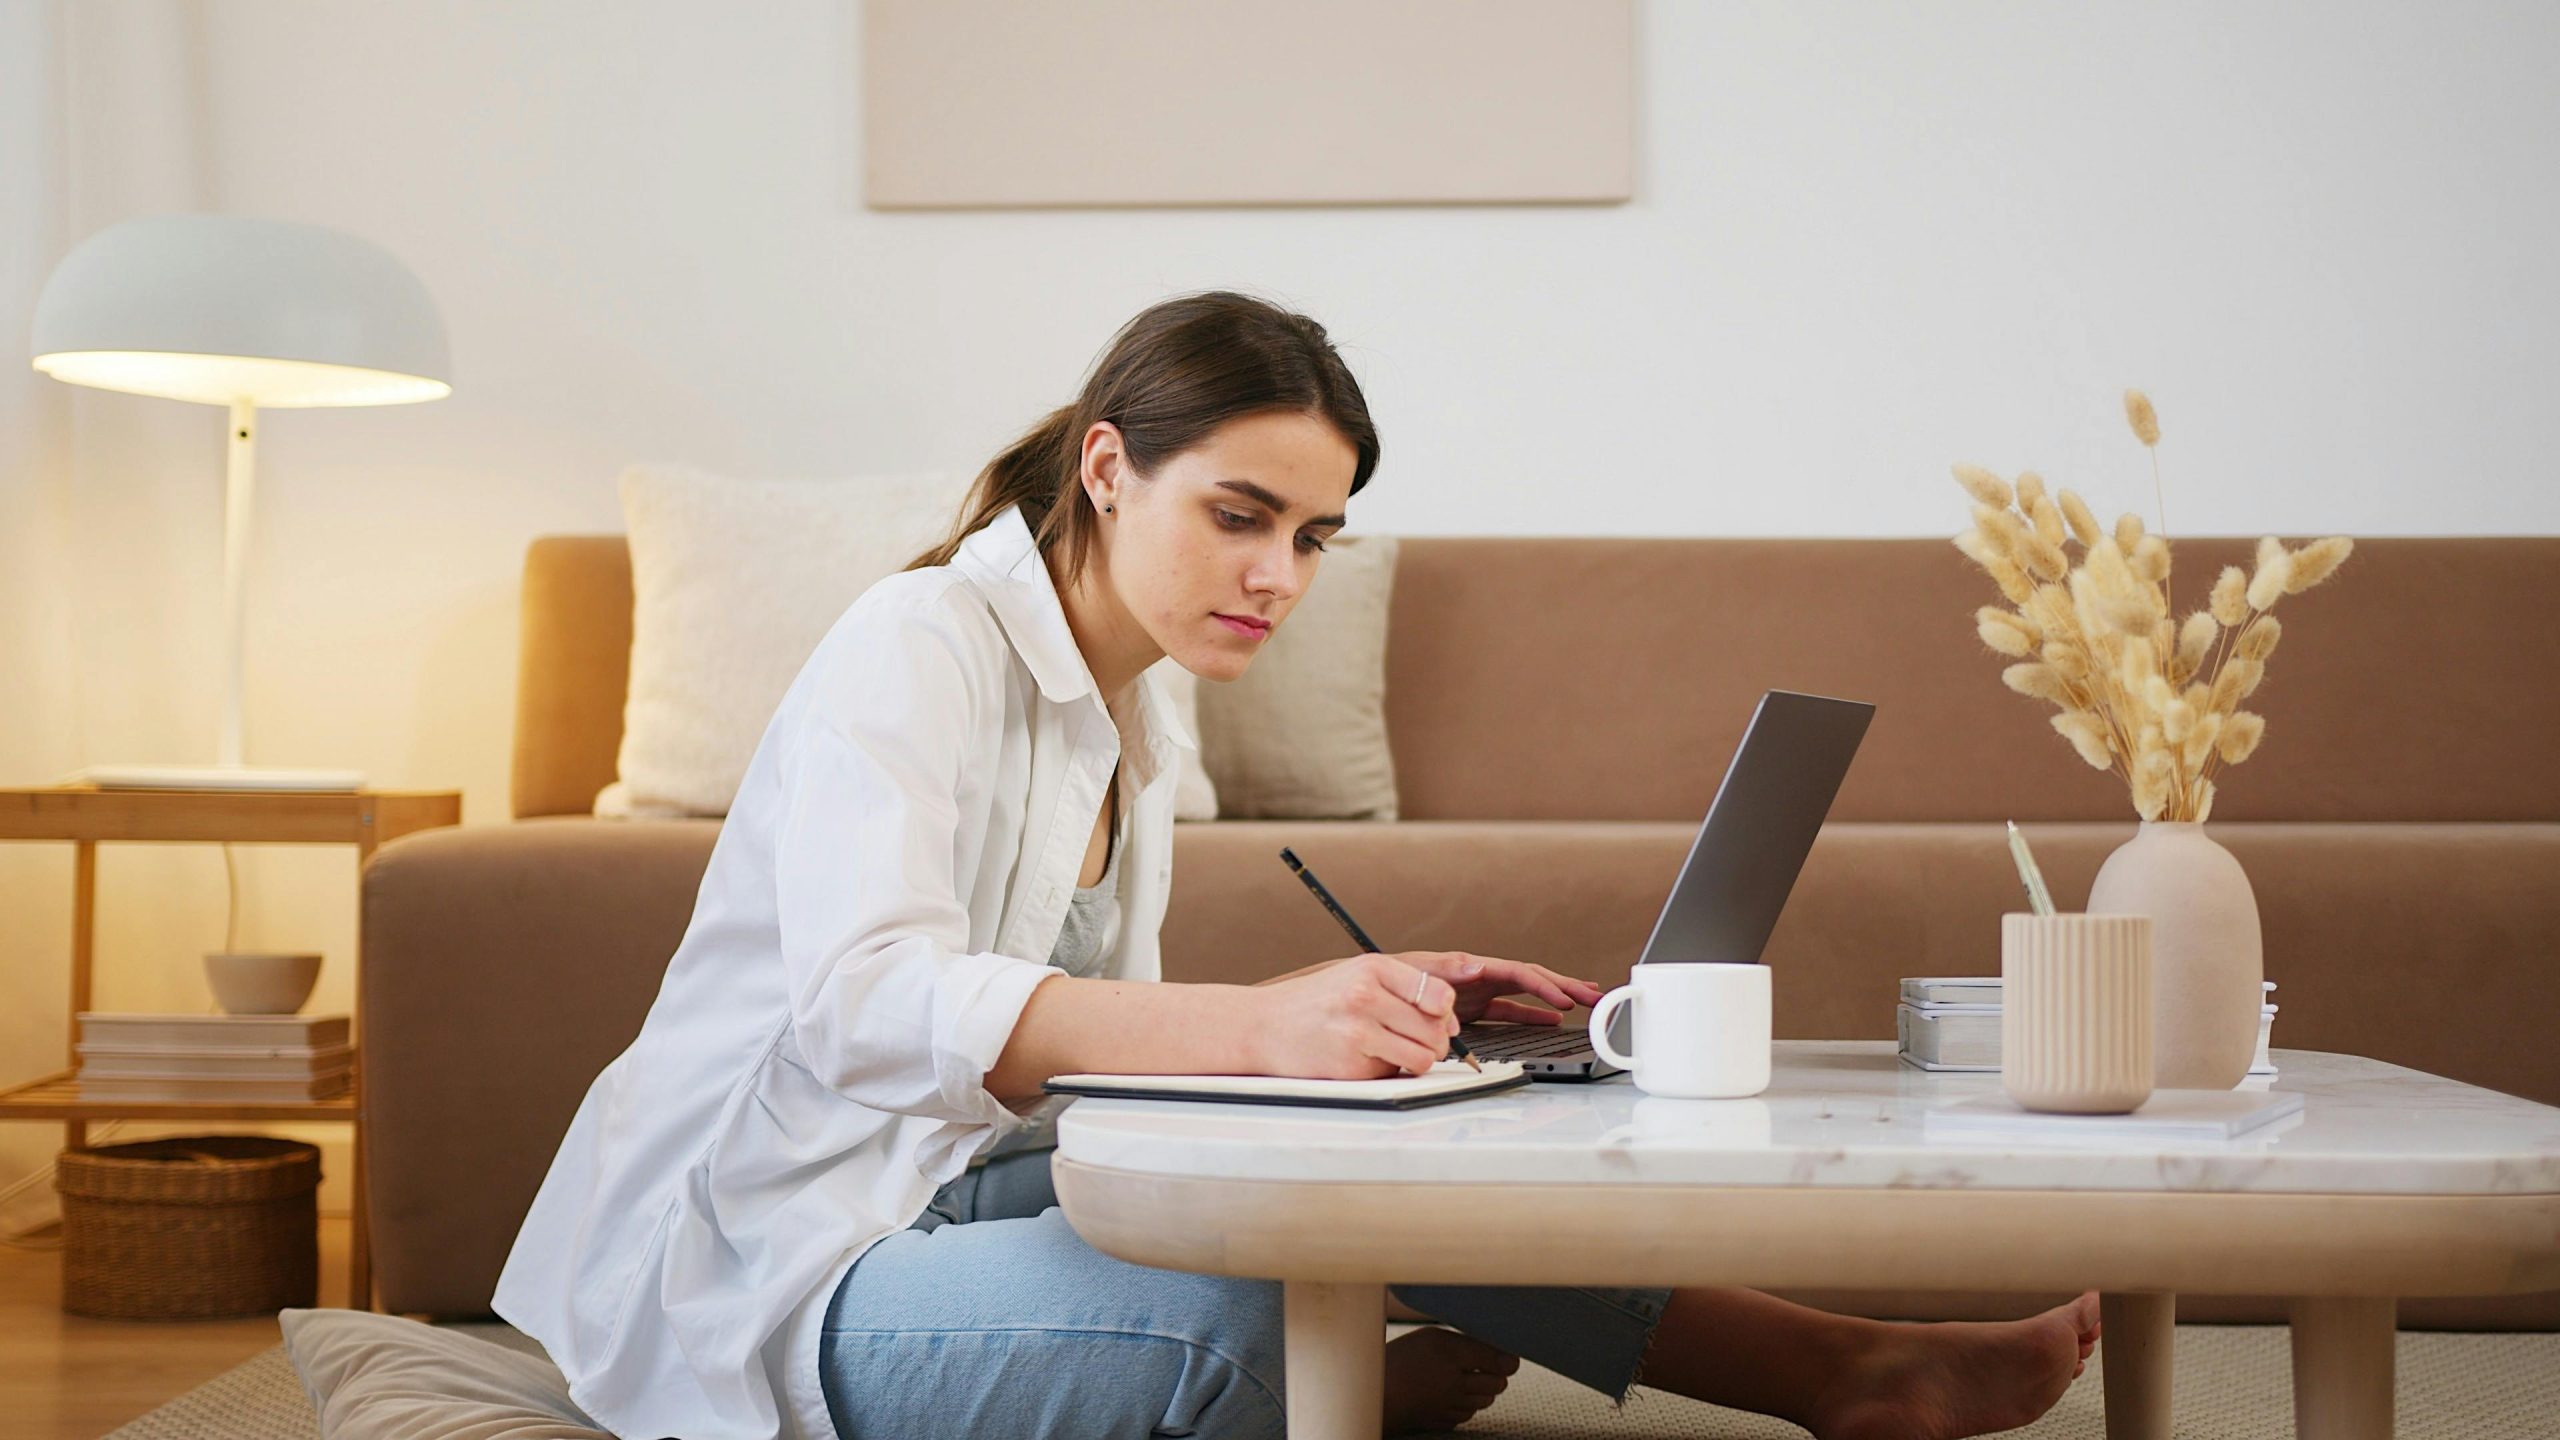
[1411,973,1428,1007]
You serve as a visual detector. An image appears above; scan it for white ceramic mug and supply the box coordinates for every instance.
[1587,962,1772,1098]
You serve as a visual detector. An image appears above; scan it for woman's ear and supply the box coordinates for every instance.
[1078,420,1128,515]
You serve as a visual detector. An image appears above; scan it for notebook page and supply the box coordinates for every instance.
[1047,1058,1524,1100]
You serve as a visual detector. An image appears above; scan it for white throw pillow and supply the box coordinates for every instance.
[1194,535,1399,820]
[597,464,971,817]
[279,1308,612,1440]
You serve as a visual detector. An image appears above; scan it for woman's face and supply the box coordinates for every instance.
[1085,410,1357,684]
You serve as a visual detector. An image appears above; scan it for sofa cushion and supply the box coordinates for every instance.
[279,1308,608,1439]
[1380,537,2560,823]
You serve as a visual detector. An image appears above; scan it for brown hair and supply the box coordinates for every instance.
[905,290,1379,585]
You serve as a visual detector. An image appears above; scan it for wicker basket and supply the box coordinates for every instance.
[54,1135,320,1319]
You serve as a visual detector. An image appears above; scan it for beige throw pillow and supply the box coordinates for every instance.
[1195,535,1399,820]
[1147,658,1220,821]
[598,464,971,817]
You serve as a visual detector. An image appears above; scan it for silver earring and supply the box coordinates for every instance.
[1104,503,1114,513]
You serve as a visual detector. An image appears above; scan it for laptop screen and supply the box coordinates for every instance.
[1633,690,1874,968]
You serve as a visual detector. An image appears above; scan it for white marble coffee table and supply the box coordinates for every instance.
[1053,1041,2560,1440]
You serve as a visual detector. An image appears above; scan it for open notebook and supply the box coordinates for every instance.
[1043,1058,1529,1110]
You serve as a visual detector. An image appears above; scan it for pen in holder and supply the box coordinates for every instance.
[2001,913,2155,1114]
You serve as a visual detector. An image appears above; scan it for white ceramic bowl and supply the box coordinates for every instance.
[203,951,323,1015]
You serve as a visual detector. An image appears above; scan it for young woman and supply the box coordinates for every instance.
[495,291,2101,1440]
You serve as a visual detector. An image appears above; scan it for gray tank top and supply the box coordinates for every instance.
[974,791,1124,1165]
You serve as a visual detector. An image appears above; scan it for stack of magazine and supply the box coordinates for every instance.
[1898,978,2276,1076]
[75,1012,353,1103]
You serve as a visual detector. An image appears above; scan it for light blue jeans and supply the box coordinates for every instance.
[817,1146,1673,1439]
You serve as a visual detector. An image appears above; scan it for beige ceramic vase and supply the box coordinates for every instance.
[2085,820,2263,1089]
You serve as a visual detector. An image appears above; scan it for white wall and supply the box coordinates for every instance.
[7,0,2557,1225]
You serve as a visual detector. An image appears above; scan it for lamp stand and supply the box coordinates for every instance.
[62,401,365,793]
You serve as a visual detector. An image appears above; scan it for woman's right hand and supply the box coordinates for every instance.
[1245,953,1462,1079]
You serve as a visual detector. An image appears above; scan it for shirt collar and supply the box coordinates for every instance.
[951,504,1197,764]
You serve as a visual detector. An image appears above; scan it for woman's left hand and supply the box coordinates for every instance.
[1396,951,1605,1026]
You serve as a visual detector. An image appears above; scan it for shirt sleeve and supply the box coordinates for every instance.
[769,581,1063,1132]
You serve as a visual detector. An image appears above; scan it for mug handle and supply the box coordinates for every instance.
[1588,985,1637,1070]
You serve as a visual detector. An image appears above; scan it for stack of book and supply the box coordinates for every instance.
[1897,978,2277,1076]
[75,1012,353,1103]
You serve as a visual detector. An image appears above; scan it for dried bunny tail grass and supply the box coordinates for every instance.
[2210,656,2266,712]
[1972,504,2028,560]
[2161,697,2196,743]
[2024,582,2075,637]
[2237,615,2282,662]
[2131,533,2172,584]
[2182,710,2224,770]
[2068,568,2118,644]
[2131,745,2174,820]
[2086,541,2158,633]
[2193,777,2217,823]
[2042,639,2092,683]
[2257,535,2286,573]
[2210,565,2250,627]
[2124,389,2161,446]
[2057,490,2104,549]
[1954,532,2036,604]
[2118,634,2161,697]
[2143,673,2178,712]
[2115,512,2146,552]
[1976,607,2038,657]
[2174,612,2218,684]
[2026,493,2067,550]
[2014,470,2049,509]
[1986,554,2034,604]
[2285,535,2355,593]
[1952,464,2013,509]
[2020,532,2069,583]
[2002,662,2070,705]
[2219,710,2267,764]
[2247,547,2293,611]
[1975,505,2061,580]
[2051,710,2116,770]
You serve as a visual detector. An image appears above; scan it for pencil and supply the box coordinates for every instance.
[1278,847,1483,1071]
[2005,820,2057,918]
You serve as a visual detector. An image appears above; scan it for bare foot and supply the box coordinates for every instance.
[1802,1290,2103,1440]
[1381,1326,1520,1435]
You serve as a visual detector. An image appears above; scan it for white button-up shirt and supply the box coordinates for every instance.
[493,503,1190,1440]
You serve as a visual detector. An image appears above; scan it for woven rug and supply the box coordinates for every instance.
[103,1323,2560,1439]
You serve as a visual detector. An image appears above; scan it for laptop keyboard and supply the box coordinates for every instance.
[1459,1024,1594,1060]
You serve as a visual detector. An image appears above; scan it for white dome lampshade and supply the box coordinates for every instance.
[32,213,450,406]
[31,215,452,793]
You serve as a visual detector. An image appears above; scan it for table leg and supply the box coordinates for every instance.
[2099,1290,2174,1439]
[2289,1296,2395,1439]
[347,1107,373,1310]
[67,840,96,1155]
[1284,1281,1384,1440]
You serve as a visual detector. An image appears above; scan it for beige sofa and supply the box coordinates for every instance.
[361,533,2560,1329]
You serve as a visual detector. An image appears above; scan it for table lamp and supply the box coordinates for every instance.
[31,214,451,792]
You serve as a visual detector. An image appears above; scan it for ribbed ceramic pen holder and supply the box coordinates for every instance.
[2000,913,2155,1114]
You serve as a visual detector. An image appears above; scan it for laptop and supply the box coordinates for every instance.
[1458,689,1876,1081]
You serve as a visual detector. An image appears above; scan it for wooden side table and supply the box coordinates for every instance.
[0,785,462,1310]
